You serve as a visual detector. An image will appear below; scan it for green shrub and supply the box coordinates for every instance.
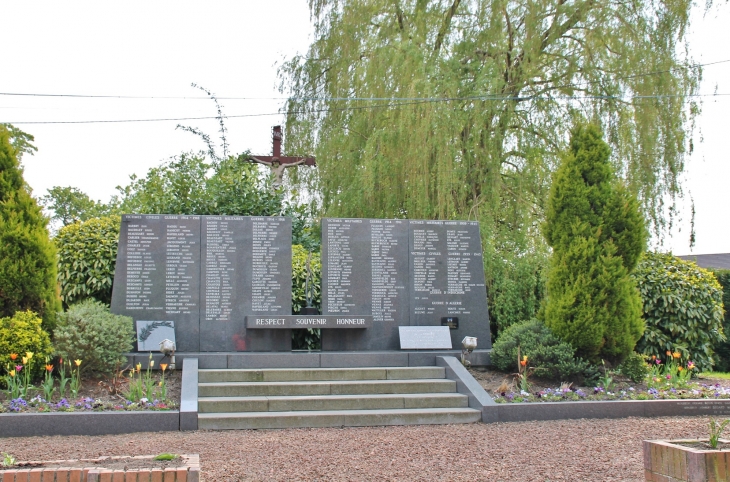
[633,252,725,372]
[292,245,322,350]
[0,125,61,331]
[617,352,649,383]
[491,319,588,381]
[55,215,120,307]
[710,269,730,371]
[542,123,646,364]
[0,310,53,379]
[53,300,134,374]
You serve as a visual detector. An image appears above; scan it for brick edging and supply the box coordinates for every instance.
[0,454,200,482]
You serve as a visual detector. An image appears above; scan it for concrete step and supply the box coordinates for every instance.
[198,407,482,430]
[198,366,445,383]
[198,378,456,397]
[198,379,456,397]
[199,392,469,413]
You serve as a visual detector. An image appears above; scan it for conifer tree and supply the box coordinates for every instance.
[542,123,645,363]
[0,125,61,330]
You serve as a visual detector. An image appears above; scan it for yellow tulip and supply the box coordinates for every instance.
[9,370,15,377]
[150,360,154,368]
[74,359,82,367]
[22,357,28,364]
[136,362,142,371]
[25,352,33,360]
[672,352,681,359]
[160,363,168,372]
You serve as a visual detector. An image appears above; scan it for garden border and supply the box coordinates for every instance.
[5,353,730,437]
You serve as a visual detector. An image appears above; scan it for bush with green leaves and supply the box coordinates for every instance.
[633,252,725,372]
[0,125,61,332]
[617,352,650,383]
[542,123,646,364]
[53,300,134,374]
[55,215,120,307]
[0,310,53,379]
[710,269,730,372]
[291,245,322,350]
[491,319,589,381]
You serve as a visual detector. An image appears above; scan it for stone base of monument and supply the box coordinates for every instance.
[125,349,491,371]
[195,361,484,429]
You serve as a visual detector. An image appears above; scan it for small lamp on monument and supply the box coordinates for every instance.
[461,336,477,367]
[159,339,176,370]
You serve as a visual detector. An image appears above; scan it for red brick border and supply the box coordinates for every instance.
[0,455,200,482]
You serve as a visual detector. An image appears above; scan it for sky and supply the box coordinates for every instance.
[1,1,728,256]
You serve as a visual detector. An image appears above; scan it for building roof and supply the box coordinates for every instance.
[677,253,730,270]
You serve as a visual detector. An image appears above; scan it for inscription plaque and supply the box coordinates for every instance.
[409,220,488,348]
[136,320,176,352]
[321,218,409,350]
[111,215,292,352]
[322,218,491,351]
[398,326,453,350]
[246,315,373,329]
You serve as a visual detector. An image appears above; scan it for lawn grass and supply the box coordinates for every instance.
[699,372,730,380]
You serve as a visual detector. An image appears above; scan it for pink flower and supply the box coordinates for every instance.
[15,365,22,373]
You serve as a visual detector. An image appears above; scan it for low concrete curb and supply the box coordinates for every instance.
[0,411,179,438]
[180,357,199,430]
[483,398,730,423]
[436,356,496,424]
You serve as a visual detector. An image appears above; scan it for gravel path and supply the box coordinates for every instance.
[0,416,712,481]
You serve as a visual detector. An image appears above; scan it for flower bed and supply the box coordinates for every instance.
[1,395,175,413]
[492,382,730,404]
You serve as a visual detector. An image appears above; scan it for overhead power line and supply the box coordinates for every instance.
[1,59,728,102]
[2,92,728,125]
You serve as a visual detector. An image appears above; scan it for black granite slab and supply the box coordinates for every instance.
[409,220,491,349]
[321,218,410,350]
[111,215,201,351]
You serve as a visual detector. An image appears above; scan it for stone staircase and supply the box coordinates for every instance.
[197,366,482,429]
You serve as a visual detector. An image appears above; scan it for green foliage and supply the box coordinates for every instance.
[542,123,646,363]
[279,1,694,331]
[292,245,322,314]
[488,248,547,335]
[491,319,588,381]
[633,252,725,373]
[55,216,121,307]
[53,300,135,375]
[292,245,322,350]
[710,269,730,371]
[0,125,61,332]
[0,310,53,378]
[617,352,650,383]
[41,186,116,228]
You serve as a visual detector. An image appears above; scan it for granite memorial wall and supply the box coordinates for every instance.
[110,214,292,352]
[111,215,490,353]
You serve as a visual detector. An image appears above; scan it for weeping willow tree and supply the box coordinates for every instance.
[279,0,702,333]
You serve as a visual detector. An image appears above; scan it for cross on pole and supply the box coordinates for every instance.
[249,125,316,191]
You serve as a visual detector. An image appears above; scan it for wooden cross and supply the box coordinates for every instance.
[249,125,316,190]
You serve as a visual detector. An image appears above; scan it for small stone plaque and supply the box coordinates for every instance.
[398,326,453,350]
[246,315,373,329]
[136,320,176,352]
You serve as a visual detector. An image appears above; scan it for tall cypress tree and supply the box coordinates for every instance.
[542,123,646,363]
[0,125,60,330]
